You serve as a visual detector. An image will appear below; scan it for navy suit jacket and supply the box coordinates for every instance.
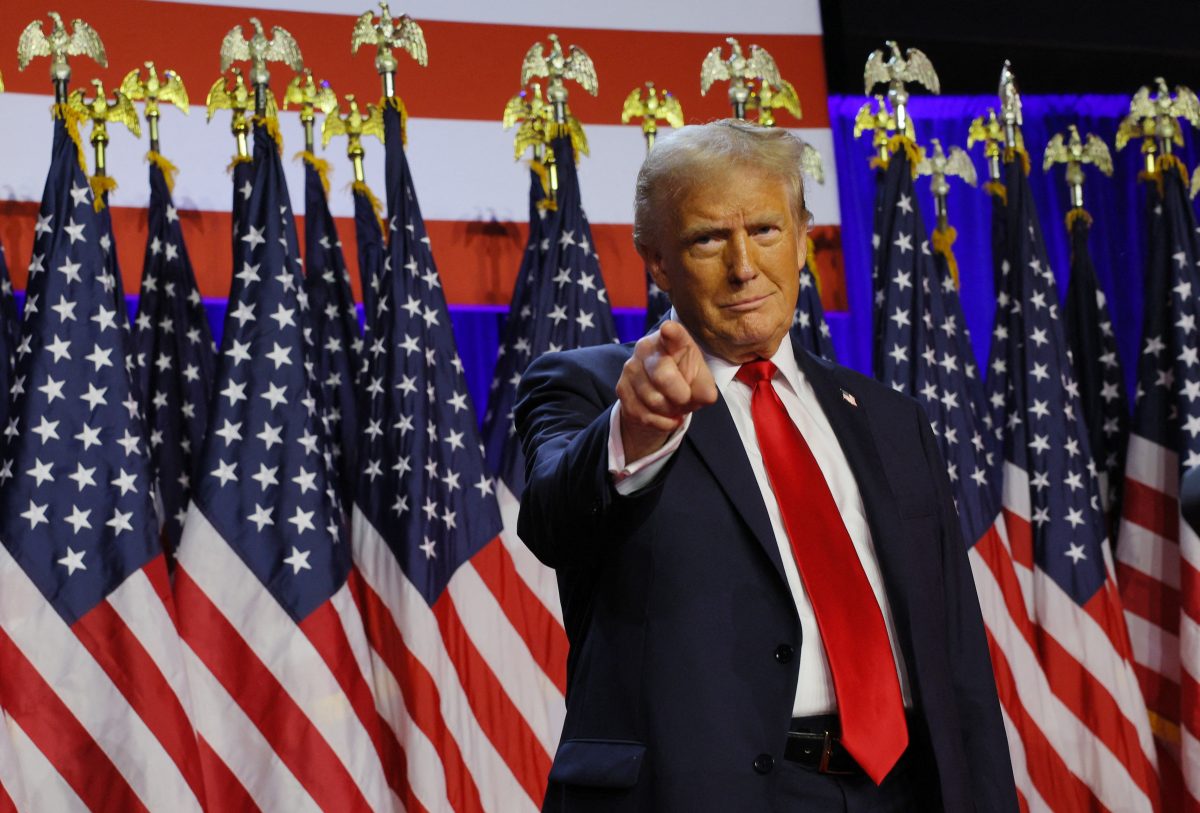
[515,333,1018,812]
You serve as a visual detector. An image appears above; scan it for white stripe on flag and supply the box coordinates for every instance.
[0,544,203,813]
[497,482,564,625]
[180,644,320,813]
[351,507,539,813]
[1126,610,1181,683]
[1116,517,1181,588]
[175,506,393,812]
[1124,435,1179,497]
[5,717,85,813]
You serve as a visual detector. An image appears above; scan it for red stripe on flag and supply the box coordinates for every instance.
[470,538,568,694]
[1118,561,1181,633]
[1132,661,1180,723]
[0,2,830,127]
[297,595,409,801]
[174,567,374,813]
[355,576,486,813]
[1123,478,1180,542]
[0,626,149,813]
[194,735,259,813]
[0,201,846,314]
[431,592,553,805]
[144,555,180,626]
[1002,507,1036,571]
[71,590,207,804]
[982,627,1101,811]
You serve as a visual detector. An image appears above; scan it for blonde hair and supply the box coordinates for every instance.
[632,119,812,247]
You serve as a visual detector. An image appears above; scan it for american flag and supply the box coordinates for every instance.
[1115,159,1200,811]
[0,241,17,430]
[173,124,396,811]
[132,154,216,560]
[0,114,205,810]
[351,102,566,812]
[793,253,837,361]
[1064,209,1128,525]
[353,181,385,345]
[645,269,672,330]
[986,153,1159,811]
[301,154,361,505]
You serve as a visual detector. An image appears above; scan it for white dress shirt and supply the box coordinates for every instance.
[608,334,912,716]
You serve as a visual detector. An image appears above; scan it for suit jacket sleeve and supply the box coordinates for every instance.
[514,348,665,571]
[919,411,1020,812]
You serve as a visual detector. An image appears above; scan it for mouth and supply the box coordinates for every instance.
[721,293,772,313]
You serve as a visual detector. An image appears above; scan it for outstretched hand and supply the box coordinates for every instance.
[615,320,718,462]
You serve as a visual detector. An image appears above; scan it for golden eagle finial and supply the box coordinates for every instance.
[521,34,598,126]
[863,40,938,139]
[206,70,264,160]
[284,69,338,152]
[700,37,781,119]
[351,2,427,100]
[220,17,303,114]
[322,94,384,182]
[18,11,107,100]
[621,82,684,150]
[121,62,189,152]
[1043,125,1112,210]
[66,78,141,202]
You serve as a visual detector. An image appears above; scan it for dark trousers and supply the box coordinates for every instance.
[775,745,938,812]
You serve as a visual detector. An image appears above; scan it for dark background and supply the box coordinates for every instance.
[819,1,1200,94]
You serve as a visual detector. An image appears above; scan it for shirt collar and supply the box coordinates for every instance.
[660,309,803,397]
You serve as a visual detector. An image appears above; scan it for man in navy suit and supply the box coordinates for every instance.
[516,120,1017,812]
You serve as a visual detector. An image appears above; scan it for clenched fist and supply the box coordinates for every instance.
[616,320,718,462]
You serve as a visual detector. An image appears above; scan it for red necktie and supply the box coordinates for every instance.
[736,360,907,784]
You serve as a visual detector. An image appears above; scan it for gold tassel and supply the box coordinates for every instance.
[88,175,118,212]
[869,155,889,172]
[297,150,332,195]
[885,134,923,177]
[226,154,253,173]
[1148,153,1190,199]
[1064,207,1093,231]
[253,113,283,152]
[382,96,409,147]
[805,235,822,296]
[146,150,179,193]
[528,159,557,211]
[351,179,386,235]
[1003,145,1031,176]
[52,102,89,174]
[983,180,1007,206]
[931,225,960,289]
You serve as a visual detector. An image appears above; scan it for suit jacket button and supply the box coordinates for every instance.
[753,754,774,774]
[774,644,794,664]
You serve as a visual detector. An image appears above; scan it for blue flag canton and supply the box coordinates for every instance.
[352,185,384,346]
[191,128,349,623]
[987,160,1108,604]
[357,109,501,606]
[482,173,551,492]
[0,243,17,429]
[1129,173,1200,473]
[133,160,216,553]
[876,152,998,543]
[793,262,837,362]
[0,121,159,626]
[302,162,361,503]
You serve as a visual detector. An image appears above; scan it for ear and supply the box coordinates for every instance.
[637,240,671,295]
[794,221,809,271]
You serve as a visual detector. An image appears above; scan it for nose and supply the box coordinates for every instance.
[724,231,757,283]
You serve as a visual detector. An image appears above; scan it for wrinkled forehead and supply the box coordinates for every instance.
[665,163,805,228]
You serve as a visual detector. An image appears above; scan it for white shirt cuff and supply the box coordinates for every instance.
[607,403,691,496]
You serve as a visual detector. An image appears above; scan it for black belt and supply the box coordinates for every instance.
[783,714,862,776]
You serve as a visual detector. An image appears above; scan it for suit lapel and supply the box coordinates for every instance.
[686,396,789,587]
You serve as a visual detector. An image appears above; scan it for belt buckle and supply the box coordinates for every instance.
[816,731,857,776]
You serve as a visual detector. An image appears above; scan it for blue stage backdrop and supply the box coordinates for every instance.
[15,94,1195,422]
[831,93,1200,395]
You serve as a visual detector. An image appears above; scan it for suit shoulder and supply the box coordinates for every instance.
[803,351,924,418]
[521,342,634,388]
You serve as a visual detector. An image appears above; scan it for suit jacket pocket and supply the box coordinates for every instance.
[549,739,647,789]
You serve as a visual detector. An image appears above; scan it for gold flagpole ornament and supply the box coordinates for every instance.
[863,41,939,139]
[1116,78,1200,190]
[967,108,1005,184]
[219,18,303,118]
[997,61,1026,164]
[700,37,781,120]
[121,62,189,154]
[284,69,338,154]
[853,95,896,168]
[206,71,256,163]
[350,3,427,102]
[749,78,801,128]
[1043,125,1112,212]
[323,94,384,184]
[503,84,551,162]
[67,79,141,206]
[620,82,683,151]
[917,137,976,287]
[17,11,106,103]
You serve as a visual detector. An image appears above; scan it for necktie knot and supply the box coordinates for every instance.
[736,359,778,387]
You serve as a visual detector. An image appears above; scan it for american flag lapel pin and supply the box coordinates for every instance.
[841,389,857,407]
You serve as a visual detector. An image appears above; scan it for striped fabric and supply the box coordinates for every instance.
[0,0,841,316]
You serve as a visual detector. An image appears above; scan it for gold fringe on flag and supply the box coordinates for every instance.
[528,159,556,212]
[253,113,283,152]
[1142,153,1190,198]
[1064,207,1093,231]
[52,102,89,174]
[351,179,386,235]
[805,235,822,296]
[227,154,253,172]
[88,174,118,212]
[869,155,889,172]
[297,150,332,195]
[1003,145,1031,176]
[886,134,923,177]
[983,180,1007,206]
[931,224,960,288]
[382,96,409,147]
[146,150,179,194]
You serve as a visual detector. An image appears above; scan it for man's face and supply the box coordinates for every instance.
[642,166,806,364]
